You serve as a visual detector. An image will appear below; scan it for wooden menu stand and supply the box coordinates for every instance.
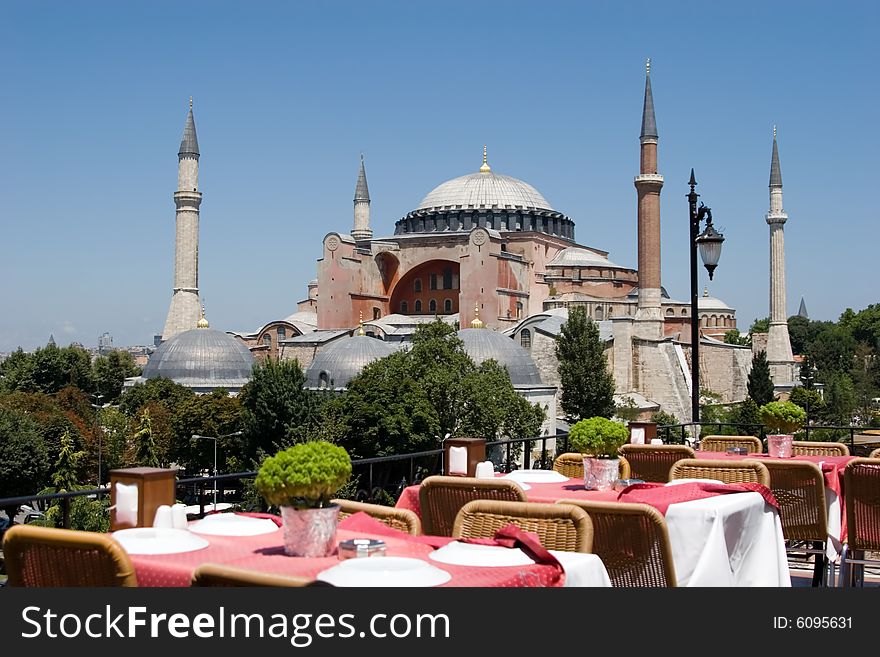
[444,437,486,477]
[109,467,177,530]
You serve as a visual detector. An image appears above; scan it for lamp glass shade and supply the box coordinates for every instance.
[697,234,724,268]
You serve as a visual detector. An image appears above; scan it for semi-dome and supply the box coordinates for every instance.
[456,328,542,386]
[142,328,255,392]
[417,171,554,212]
[546,247,620,269]
[304,335,397,389]
[698,294,733,312]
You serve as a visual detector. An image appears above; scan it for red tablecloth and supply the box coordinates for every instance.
[128,519,563,588]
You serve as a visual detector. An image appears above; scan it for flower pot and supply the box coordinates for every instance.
[767,434,793,458]
[280,504,341,557]
[583,456,619,491]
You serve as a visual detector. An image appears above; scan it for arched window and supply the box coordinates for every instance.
[262,334,272,347]
[415,299,422,313]
[521,329,532,349]
[319,372,329,389]
[400,301,408,313]
[666,308,674,317]
[443,267,452,289]
[414,278,422,293]
[277,326,286,339]
[373,307,381,320]
[429,299,437,313]
[444,299,452,313]
[430,273,438,290]
[681,308,688,316]
[595,306,604,320]
[516,301,523,318]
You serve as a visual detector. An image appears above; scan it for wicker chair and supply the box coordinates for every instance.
[553,453,631,480]
[840,458,880,587]
[418,475,527,536]
[871,448,880,459]
[452,500,593,553]
[2,525,138,587]
[790,441,850,457]
[669,458,770,486]
[619,444,695,483]
[756,459,830,586]
[555,499,676,587]
[699,435,763,454]
[331,499,422,535]
[191,563,332,587]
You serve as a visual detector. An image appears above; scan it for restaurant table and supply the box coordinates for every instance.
[396,478,790,587]
[119,520,611,588]
[696,451,855,558]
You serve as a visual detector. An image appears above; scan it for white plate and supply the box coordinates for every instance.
[112,527,210,555]
[503,469,569,484]
[665,478,725,486]
[316,557,451,587]
[428,541,534,567]
[188,514,280,537]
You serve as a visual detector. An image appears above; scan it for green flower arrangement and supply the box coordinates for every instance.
[254,441,352,509]
[760,401,806,435]
[568,417,629,459]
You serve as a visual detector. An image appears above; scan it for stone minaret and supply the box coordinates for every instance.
[351,154,372,241]
[162,98,203,341]
[765,126,795,383]
[634,59,664,339]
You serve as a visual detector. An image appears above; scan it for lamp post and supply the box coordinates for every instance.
[688,169,725,425]
[90,394,110,486]
[192,431,243,510]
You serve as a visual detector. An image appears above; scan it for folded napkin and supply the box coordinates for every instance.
[616,481,780,515]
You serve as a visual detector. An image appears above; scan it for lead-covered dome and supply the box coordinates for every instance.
[457,328,542,386]
[417,171,555,212]
[304,335,398,389]
[142,328,255,392]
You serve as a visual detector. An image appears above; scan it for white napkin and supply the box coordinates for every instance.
[630,427,645,444]
[474,460,495,479]
[115,482,138,527]
[152,505,173,528]
[651,438,664,445]
[448,446,468,475]
[171,503,188,530]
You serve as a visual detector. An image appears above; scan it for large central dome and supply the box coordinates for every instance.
[416,171,555,212]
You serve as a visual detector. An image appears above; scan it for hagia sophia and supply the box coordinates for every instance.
[132,62,799,428]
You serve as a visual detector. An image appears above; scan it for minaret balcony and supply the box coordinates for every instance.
[634,173,664,188]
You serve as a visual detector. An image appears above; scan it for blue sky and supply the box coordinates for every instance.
[1,1,877,351]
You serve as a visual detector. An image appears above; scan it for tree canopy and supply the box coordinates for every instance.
[555,307,615,421]
[747,350,775,406]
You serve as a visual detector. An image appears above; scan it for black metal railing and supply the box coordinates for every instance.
[656,422,878,454]
[0,433,571,531]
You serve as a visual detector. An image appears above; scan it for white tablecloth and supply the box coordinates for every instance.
[665,492,790,587]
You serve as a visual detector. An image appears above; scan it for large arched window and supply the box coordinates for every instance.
[415,299,422,312]
[521,329,532,349]
[444,299,452,313]
[400,300,408,313]
[262,334,272,347]
[429,299,437,313]
[277,326,286,339]
[666,308,674,317]
[595,306,604,320]
[414,278,422,293]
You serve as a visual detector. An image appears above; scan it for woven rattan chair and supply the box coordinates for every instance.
[871,448,880,459]
[2,525,138,587]
[619,444,695,483]
[191,563,331,587]
[669,458,770,486]
[452,500,593,553]
[756,459,830,586]
[840,458,880,587]
[555,499,676,587]
[699,435,763,454]
[790,441,850,457]
[418,475,527,536]
[553,453,631,480]
[331,499,422,535]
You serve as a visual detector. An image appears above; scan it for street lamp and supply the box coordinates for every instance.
[688,169,725,425]
[90,394,111,486]
[191,431,243,510]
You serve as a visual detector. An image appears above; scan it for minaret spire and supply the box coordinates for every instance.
[351,153,373,241]
[765,126,795,384]
[162,99,203,340]
[634,59,664,339]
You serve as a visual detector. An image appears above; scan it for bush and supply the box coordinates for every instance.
[568,417,629,458]
[254,441,351,509]
[760,401,807,434]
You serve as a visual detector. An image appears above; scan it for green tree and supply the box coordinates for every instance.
[809,326,856,381]
[789,386,824,423]
[650,409,680,427]
[118,376,195,417]
[238,358,316,461]
[787,315,811,355]
[822,373,856,425]
[132,408,160,467]
[51,431,84,491]
[0,343,94,395]
[0,408,50,521]
[729,398,763,431]
[458,360,544,442]
[846,304,880,350]
[92,350,141,402]
[747,350,775,406]
[750,317,770,334]
[723,329,750,346]
[555,307,615,421]
[170,391,243,473]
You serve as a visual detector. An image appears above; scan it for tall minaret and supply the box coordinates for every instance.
[634,58,664,339]
[765,126,795,383]
[351,154,372,241]
[162,98,203,341]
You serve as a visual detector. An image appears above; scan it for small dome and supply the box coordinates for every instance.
[416,171,554,212]
[698,288,733,311]
[457,328,542,386]
[304,335,397,389]
[142,329,255,391]
[547,247,619,268]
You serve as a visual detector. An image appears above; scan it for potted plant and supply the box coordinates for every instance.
[254,441,352,557]
[759,401,806,458]
[568,417,629,490]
